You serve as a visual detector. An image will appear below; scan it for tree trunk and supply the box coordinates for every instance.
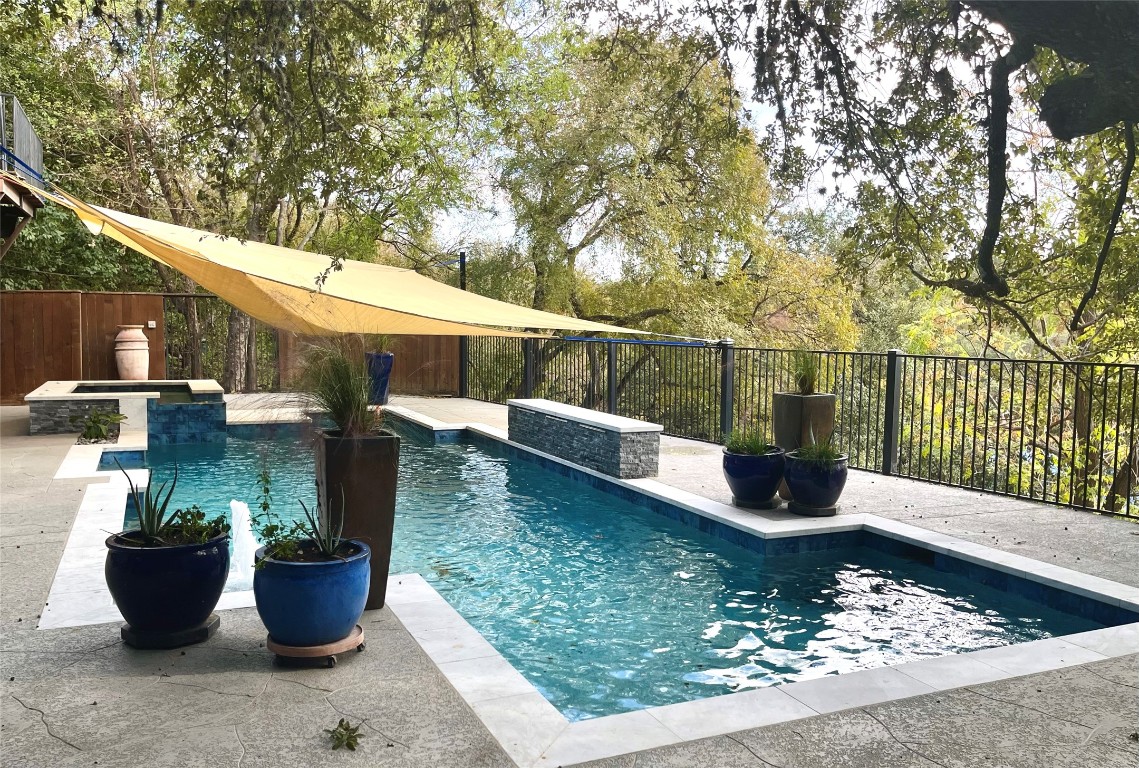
[222,308,249,393]
[246,320,258,393]
[186,295,204,379]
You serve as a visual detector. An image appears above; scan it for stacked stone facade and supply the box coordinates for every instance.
[29,399,121,435]
[508,405,659,479]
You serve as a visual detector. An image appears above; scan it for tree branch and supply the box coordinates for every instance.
[975,40,1035,296]
[1069,121,1135,332]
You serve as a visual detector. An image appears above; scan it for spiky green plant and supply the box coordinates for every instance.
[794,438,844,467]
[252,468,350,564]
[298,484,346,559]
[300,336,382,437]
[325,718,363,750]
[117,460,179,543]
[724,430,773,455]
[791,351,818,395]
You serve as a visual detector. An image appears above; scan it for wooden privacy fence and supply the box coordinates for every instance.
[0,291,165,403]
[277,332,459,396]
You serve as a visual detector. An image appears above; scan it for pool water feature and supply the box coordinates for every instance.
[122,427,1116,720]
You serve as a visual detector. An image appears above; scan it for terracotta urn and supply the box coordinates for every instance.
[114,325,150,381]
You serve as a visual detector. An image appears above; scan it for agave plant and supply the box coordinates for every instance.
[298,484,346,558]
[116,459,178,543]
[252,465,350,563]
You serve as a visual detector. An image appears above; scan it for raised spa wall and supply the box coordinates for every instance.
[24,379,226,444]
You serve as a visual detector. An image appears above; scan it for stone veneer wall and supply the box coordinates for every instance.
[146,400,227,444]
[29,399,121,435]
[507,405,659,479]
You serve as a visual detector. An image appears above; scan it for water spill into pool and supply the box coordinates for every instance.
[134,427,1103,720]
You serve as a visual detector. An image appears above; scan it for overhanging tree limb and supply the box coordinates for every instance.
[1069,121,1136,333]
[975,40,1035,297]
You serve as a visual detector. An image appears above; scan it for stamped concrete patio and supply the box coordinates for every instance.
[1,396,1136,767]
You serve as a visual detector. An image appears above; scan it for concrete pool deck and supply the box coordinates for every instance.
[1,396,1137,767]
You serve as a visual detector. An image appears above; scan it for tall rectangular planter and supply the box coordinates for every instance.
[772,392,836,500]
[317,431,400,610]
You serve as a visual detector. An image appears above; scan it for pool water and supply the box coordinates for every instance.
[129,428,1103,720]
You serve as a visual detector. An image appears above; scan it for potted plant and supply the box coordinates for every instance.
[772,351,836,500]
[251,479,370,649]
[722,430,785,509]
[784,436,849,516]
[301,336,399,610]
[105,464,230,648]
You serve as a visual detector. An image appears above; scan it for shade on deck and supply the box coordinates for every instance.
[41,184,645,338]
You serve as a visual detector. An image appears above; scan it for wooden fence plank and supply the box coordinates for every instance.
[1,291,168,403]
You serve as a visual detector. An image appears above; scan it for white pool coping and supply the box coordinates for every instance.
[26,379,223,401]
[39,404,1139,766]
[507,398,664,433]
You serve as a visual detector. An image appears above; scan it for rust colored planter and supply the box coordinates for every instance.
[317,430,400,610]
[772,392,836,500]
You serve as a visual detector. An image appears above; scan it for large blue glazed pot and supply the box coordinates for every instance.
[784,452,850,508]
[105,531,230,632]
[722,447,786,508]
[253,540,371,647]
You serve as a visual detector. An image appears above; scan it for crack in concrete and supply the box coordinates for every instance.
[1079,665,1138,691]
[269,674,336,694]
[861,709,949,768]
[725,734,785,768]
[963,686,1097,732]
[233,723,247,768]
[9,693,82,752]
[325,696,410,752]
[159,678,263,699]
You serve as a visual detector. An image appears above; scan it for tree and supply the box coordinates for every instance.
[572,0,1138,362]
[4,0,512,390]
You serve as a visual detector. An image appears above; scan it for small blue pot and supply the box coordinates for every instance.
[105,531,230,633]
[253,540,371,647]
[722,447,785,508]
[784,452,849,508]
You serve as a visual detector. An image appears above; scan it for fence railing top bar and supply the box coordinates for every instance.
[896,353,1139,370]
[558,336,712,347]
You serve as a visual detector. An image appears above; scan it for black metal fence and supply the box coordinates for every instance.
[465,336,1139,518]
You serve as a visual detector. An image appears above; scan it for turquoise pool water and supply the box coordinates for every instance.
[124,427,1103,720]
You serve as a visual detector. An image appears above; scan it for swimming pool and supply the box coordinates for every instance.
[112,424,1119,720]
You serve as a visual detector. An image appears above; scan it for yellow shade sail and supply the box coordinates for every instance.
[41,184,648,338]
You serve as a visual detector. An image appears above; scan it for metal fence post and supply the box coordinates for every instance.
[719,339,735,440]
[522,338,536,399]
[458,337,469,398]
[606,341,618,414]
[457,250,469,398]
[881,348,903,475]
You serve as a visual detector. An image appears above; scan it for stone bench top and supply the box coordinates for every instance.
[25,379,224,401]
[508,398,663,434]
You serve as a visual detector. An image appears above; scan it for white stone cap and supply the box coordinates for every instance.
[25,379,224,401]
[508,398,663,434]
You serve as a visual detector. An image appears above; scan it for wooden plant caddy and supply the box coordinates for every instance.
[267,624,365,668]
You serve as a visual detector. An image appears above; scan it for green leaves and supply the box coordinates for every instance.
[117,460,179,543]
[71,409,127,441]
[325,718,363,751]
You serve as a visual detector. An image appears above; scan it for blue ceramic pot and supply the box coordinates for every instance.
[784,452,849,508]
[105,531,230,633]
[722,447,785,508]
[253,540,370,647]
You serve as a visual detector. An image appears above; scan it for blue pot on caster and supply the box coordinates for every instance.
[784,451,849,515]
[722,447,785,509]
[253,539,371,647]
